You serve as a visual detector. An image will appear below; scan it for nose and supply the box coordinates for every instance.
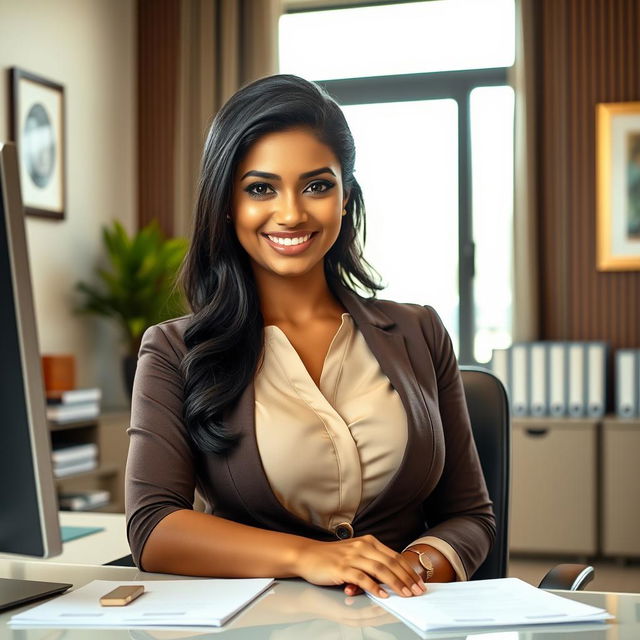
[273,194,308,226]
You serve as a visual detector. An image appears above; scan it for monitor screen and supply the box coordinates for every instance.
[0,142,61,558]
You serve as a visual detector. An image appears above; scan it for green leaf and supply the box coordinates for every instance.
[75,219,188,355]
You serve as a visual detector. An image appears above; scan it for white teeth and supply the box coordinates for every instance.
[267,233,311,246]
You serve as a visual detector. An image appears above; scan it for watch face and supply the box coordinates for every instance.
[419,553,434,577]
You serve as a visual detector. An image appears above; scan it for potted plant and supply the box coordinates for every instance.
[76,220,189,397]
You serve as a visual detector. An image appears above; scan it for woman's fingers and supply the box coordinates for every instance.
[344,583,363,596]
[355,543,426,596]
[345,569,390,598]
[351,555,424,597]
[367,538,426,591]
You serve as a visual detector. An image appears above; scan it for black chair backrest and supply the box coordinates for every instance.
[459,366,510,580]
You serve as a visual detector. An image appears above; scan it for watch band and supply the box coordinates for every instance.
[405,548,435,581]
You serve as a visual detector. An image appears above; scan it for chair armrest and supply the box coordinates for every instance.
[537,564,595,591]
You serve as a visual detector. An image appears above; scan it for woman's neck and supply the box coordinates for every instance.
[252,262,344,327]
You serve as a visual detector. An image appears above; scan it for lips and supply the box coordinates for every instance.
[261,231,318,255]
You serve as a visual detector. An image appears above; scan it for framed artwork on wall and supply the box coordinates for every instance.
[9,67,66,220]
[596,101,640,271]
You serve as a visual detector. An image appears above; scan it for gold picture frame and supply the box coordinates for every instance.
[596,101,640,271]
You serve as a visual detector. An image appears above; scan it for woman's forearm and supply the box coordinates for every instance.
[141,510,427,599]
[401,543,456,583]
[140,509,309,577]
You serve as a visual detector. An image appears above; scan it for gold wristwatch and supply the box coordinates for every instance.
[405,548,435,581]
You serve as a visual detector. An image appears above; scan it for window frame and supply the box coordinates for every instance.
[318,69,509,365]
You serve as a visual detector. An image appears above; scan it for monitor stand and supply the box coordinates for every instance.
[0,577,71,612]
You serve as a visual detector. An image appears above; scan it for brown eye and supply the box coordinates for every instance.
[244,183,275,198]
[305,180,335,194]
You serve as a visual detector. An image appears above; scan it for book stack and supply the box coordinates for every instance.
[51,443,99,478]
[58,489,111,511]
[46,388,102,424]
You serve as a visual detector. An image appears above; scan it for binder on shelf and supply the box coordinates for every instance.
[548,342,568,417]
[529,342,547,417]
[616,349,638,418]
[510,343,529,417]
[567,342,587,418]
[586,342,607,418]
[490,348,511,401]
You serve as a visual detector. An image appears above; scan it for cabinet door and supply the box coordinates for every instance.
[510,420,598,555]
[602,422,640,558]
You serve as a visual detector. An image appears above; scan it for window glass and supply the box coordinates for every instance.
[279,0,515,81]
[342,99,460,351]
[470,85,515,363]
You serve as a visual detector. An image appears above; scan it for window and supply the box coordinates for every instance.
[279,0,515,364]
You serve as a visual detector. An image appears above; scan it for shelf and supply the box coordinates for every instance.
[54,464,119,483]
[49,419,99,432]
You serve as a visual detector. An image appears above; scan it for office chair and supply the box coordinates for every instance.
[107,367,595,590]
[460,366,594,590]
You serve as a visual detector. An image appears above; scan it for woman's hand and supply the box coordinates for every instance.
[293,534,427,598]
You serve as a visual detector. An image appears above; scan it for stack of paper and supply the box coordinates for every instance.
[10,578,274,628]
[367,578,611,634]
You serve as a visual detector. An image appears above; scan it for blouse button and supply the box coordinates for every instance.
[334,522,354,540]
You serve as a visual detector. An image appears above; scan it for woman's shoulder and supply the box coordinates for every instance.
[364,294,441,326]
[140,314,193,360]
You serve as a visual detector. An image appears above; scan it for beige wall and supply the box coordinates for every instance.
[0,0,136,410]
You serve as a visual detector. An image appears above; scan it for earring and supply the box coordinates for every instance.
[226,214,232,223]
[342,208,347,217]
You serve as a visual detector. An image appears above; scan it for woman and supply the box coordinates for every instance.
[125,74,495,600]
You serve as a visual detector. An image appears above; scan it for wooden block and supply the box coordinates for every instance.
[42,355,75,392]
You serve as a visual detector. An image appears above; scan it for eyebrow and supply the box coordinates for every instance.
[240,166,336,181]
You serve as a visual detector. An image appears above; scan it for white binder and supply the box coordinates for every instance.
[529,342,547,417]
[548,342,568,417]
[568,342,586,418]
[511,343,529,417]
[586,342,607,418]
[616,349,638,418]
[491,348,511,401]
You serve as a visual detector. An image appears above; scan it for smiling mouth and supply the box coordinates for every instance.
[263,232,317,246]
[261,231,319,254]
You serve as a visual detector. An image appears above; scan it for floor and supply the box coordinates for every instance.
[509,555,640,594]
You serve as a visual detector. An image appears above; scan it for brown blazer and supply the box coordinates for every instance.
[125,285,496,577]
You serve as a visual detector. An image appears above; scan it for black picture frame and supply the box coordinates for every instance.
[9,67,66,220]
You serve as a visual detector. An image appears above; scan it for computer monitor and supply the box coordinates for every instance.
[0,141,70,609]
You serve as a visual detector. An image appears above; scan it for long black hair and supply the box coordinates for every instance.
[179,73,381,455]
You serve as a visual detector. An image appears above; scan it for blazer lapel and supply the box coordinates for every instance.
[224,359,332,538]
[333,287,436,526]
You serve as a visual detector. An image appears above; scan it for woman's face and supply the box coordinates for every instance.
[231,127,349,280]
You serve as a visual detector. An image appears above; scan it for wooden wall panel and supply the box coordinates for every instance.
[137,0,180,236]
[538,0,640,353]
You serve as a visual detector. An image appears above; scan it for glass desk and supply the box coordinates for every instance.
[1,558,638,639]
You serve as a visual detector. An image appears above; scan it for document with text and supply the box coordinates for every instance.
[367,577,612,634]
[10,578,274,627]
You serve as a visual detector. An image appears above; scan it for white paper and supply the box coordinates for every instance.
[366,578,611,633]
[10,578,274,627]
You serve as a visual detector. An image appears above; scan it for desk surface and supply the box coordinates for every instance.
[1,558,639,639]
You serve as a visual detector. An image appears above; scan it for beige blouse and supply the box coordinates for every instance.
[254,313,467,580]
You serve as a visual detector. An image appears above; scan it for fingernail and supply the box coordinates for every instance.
[378,588,389,598]
[411,583,423,595]
[402,586,412,597]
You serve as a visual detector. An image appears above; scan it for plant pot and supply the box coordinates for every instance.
[123,354,138,398]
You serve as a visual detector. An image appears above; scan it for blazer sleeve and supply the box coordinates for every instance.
[125,323,197,569]
[405,305,496,579]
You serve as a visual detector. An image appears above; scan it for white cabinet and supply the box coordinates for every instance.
[510,418,598,556]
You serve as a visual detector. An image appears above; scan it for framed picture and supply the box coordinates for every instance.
[596,101,640,271]
[9,67,66,220]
